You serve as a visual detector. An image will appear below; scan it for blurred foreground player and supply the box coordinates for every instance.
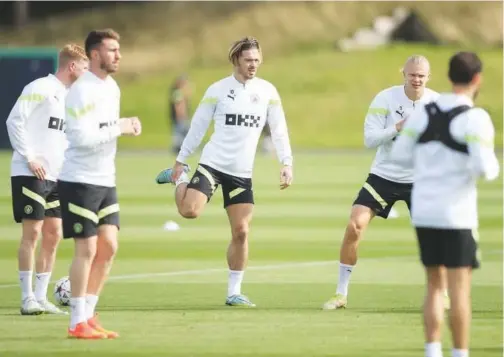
[6,44,88,315]
[58,29,142,339]
[391,52,499,357]
[155,37,293,307]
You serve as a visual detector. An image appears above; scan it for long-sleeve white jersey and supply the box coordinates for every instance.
[176,75,293,178]
[365,85,439,183]
[6,74,68,181]
[58,71,122,187]
[390,93,500,229]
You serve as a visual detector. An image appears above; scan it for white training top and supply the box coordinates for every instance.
[176,75,293,178]
[390,93,500,229]
[6,74,68,181]
[364,85,440,183]
[58,71,122,187]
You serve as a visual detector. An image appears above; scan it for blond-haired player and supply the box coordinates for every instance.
[323,55,445,310]
[6,44,89,315]
[155,37,293,307]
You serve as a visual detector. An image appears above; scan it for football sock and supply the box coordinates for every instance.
[336,263,354,296]
[228,270,244,297]
[70,297,86,329]
[85,294,99,320]
[19,271,33,301]
[425,342,443,357]
[452,349,468,357]
[34,272,51,301]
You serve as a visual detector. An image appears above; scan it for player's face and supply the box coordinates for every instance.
[98,39,121,74]
[237,49,261,79]
[69,59,89,82]
[403,62,430,91]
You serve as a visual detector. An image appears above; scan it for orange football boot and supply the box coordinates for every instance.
[68,322,107,339]
[88,314,119,339]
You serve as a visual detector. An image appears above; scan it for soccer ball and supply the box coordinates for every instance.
[53,276,71,306]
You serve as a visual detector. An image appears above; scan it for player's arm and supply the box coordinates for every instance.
[65,90,134,148]
[466,109,500,181]
[363,94,398,148]
[267,86,293,189]
[175,87,216,165]
[5,84,46,162]
[390,114,421,166]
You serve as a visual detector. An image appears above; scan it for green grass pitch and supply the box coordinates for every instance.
[0,151,501,356]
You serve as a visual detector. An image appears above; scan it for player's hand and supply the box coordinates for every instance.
[395,119,406,132]
[28,160,46,180]
[119,118,136,136]
[171,161,186,182]
[280,165,293,190]
[131,117,142,136]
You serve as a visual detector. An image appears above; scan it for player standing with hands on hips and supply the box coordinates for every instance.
[155,36,294,308]
[58,29,142,339]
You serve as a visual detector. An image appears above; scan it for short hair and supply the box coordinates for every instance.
[85,29,120,58]
[58,44,87,67]
[448,52,482,85]
[401,55,430,73]
[228,37,261,65]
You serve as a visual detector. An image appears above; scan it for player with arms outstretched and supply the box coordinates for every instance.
[6,44,88,315]
[391,52,499,357]
[59,29,142,339]
[155,37,293,307]
[323,55,441,310]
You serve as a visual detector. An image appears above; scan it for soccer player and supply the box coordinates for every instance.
[155,37,293,307]
[58,29,142,339]
[6,44,89,315]
[391,52,499,357]
[323,55,440,310]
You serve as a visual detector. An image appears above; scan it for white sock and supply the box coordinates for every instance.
[452,349,468,357]
[227,270,244,297]
[34,272,52,302]
[175,172,190,187]
[70,297,86,329]
[85,294,99,320]
[336,263,354,296]
[425,342,443,357]
[19,271,34,301]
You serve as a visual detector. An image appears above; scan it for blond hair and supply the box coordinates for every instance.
[58,44,87,67]
[401,55,431,73]
[228,37,261,65]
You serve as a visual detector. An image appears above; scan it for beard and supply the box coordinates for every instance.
[100,61,117,74]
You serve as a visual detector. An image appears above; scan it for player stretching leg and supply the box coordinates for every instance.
[155,37,294,307]
[322,55,446,310]
[391,51,499,357]
[59,29,142,339]
[6,45,88,315]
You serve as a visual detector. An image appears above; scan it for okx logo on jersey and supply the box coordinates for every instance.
[225,114,261,128]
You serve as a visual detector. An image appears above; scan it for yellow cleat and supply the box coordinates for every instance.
[322,293,348,310]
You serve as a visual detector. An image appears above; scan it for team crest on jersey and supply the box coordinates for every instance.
[250,94,260,104]
[24,205,33,214]
[192,177,200,184]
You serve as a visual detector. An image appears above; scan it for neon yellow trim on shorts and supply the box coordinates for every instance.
[68,203,98,224]
[22,187,46,206]
[98,203,120,219]
[363,182,387,209]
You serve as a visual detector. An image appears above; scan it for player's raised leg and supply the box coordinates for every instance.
[86,224,119,339]
[323,205,375,310]
[225,203,255,307]
[34,216,68,314]
[18,219,45,315]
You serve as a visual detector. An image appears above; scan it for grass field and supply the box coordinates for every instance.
[0,151,501,356]
[117,44,503,150]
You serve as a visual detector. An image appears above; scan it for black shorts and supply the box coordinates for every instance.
[187,164,254,208]
[353,174,412,218]
[11,176,61,223]
[58,180,120,239]
[415,227,480,269]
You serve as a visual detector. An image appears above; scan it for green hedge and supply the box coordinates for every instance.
[118,44,503,149]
